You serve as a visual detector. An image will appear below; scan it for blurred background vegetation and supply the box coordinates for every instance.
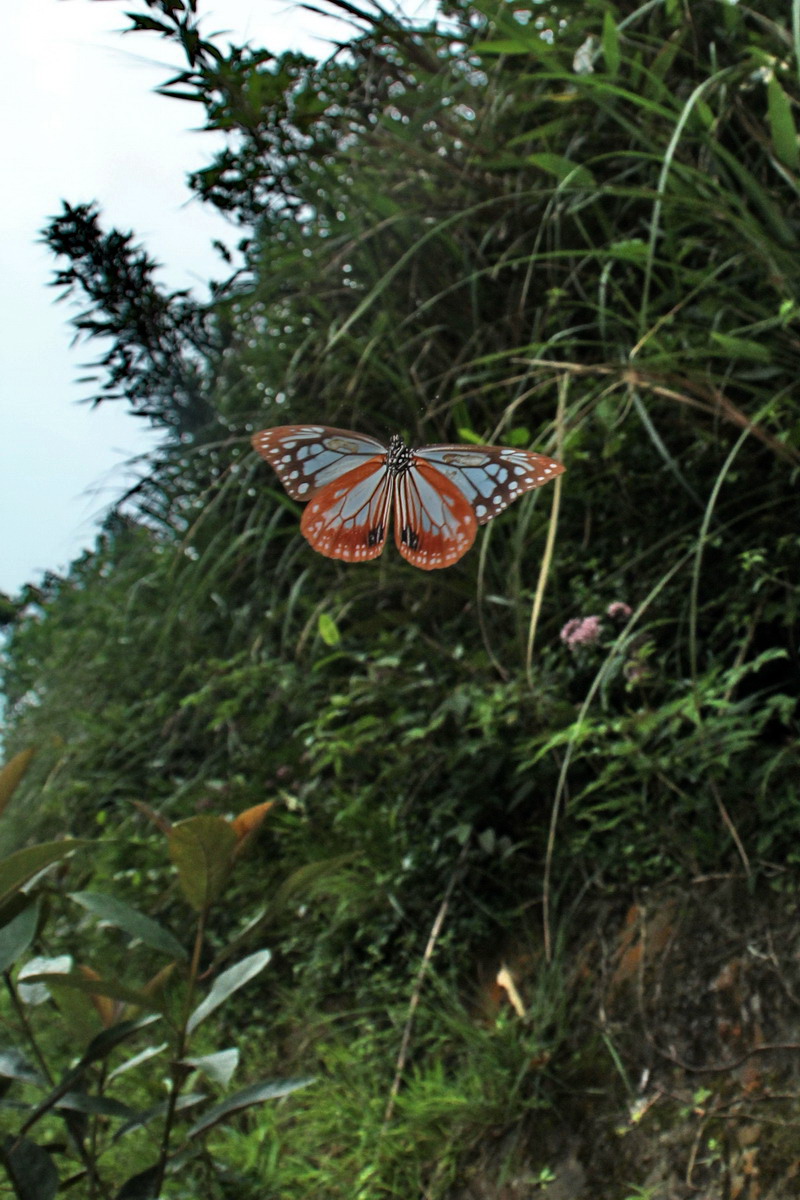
[2,0,799,1194]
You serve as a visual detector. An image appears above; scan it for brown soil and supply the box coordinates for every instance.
[456,879,800,1199]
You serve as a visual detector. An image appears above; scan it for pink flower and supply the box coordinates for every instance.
[606,601,632,620]
[560,615,602,648]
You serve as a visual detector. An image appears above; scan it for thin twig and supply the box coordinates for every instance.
[709,776,750,877]
[651,1039,800,1075]
[512,358,797,463]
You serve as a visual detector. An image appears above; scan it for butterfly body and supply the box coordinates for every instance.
[252,424,564,570]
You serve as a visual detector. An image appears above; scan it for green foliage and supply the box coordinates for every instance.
[209,955,574,1197]
[43,202,221,433]
[0,778,311,1199]
[3,0,800,1193]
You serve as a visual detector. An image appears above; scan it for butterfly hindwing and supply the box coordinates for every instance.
[415,444,564,525]
[393,460,477,570]
[251,425,387,501]
[301,459,393,562]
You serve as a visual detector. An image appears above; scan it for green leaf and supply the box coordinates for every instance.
[766,74,799,170]
[694,98,714,129]
[317,612,341,647]
[0,749,35,815]
[506,116,572,148]
[0,1136,58,1200]
[57,1092,136,1120]
[69,892,188,960]
[17,955,73,1005]
[48,977,105,1042]
[114,1094,206,1143]
[0,902,40,973]
[472,37,544,56]
[187,949,271,1034]
[602,11,620,77]
[182,1048,239,1086]
[478,828,496,854]
[127,15,172,34]
[114,1164,160,1199]
[0,841,85,909]
[710,139,795,243]
[0,1049,45,1087]
[108,1043,168,1082]
[210,855,355,970]
[709,332,772,362]
[186,1076,314,1138]
[269,854,355,916]
[513,427,535,448]
[80,1016,162,1068]
[168,816,237,911]
[456,427,482,445]
[24,972,162,1011]
[607,238,648,262]
[525,153,596,187]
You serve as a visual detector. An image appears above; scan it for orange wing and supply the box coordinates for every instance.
[392,460,477,570]
[300,459,393,562]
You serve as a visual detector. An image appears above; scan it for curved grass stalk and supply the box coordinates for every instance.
[326,199,513,351]
[541,551,691,961]
[687,396,783,685]
[685,395,785,876]
[524,373,567,684]
[630,392,704,508]
[635,67,737,348]
[543,398,787,954]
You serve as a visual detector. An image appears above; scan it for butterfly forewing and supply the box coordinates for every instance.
[416,444,564,525]
[301,459,393,562]
[393,461,477,570]
[252,425,387,501]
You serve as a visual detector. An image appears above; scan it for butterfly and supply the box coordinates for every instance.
[252,424,565,570]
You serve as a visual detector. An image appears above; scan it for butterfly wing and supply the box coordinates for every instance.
[252,427,564,569]
[393,460,477,570]
[415,443,564,525]
[251,425,387,501]
[301,459,393,562]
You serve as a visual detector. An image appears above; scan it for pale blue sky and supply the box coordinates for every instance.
[3,0,400,596]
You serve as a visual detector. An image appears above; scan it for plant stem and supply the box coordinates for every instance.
[153,906,207,1195]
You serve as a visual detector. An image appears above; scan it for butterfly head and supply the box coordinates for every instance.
[386,434,413,478]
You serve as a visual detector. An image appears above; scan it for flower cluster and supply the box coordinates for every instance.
[559,615,602,648]
[559,602,632,650]
[606,601,632,621]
